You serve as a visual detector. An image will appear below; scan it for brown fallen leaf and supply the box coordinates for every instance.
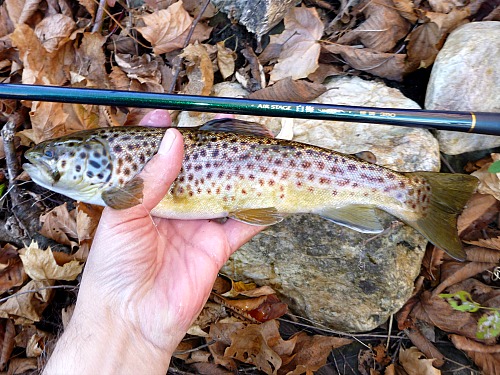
[6,357,38,375]
[39,203,78,248]
[249,77,326,102]
[450,334,500,375]
[0,279,54,324]
[404,328,445,368]
[457,193,499,235]
[136,2,212,55]
[399,347,441,375]
[434,261,497,295]
[279,331,352,375]
[337,0,411,52]
[410,290,479,340]
[217,41,236,79]
[0,245,27,295]
[34,14,76,53]
[209,321,245,371]
[19,242,83,281]
[322,43,407,81]
[225,321,285,374]
[406,22,440,70]
[268,6,324,83]
[393,0,418,23]
[0,319,15,370]
[180,43,215,96]
[472,154,500,200]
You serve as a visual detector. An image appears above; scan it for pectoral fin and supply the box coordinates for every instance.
[101,176,144,209]
[320,206,384,233]
[229,207,285,226]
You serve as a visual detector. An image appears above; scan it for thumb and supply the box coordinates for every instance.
[139,128,184,211]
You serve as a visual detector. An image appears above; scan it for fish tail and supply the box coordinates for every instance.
[404,172,478,261]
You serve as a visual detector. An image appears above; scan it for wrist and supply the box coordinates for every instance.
[44,303,172,375]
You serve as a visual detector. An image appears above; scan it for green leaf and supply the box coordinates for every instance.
[477,311,500,340]
[0,183,5,197]
[439,291,481,313]
[488,160,500,173]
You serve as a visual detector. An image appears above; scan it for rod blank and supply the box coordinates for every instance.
[0,83,498,135]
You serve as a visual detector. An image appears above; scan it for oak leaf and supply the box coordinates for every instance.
[399,347,441,375]
[19,242,83,281]
[34,14,76,53]
[268,6,323,84]
[136,2,212,54]
[39,203,78,248]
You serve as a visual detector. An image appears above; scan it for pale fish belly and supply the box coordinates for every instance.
[151,131,429,223]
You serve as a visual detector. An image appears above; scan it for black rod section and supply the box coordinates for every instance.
[0,84,498,135]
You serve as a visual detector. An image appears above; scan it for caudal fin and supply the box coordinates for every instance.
[406,172,478,261]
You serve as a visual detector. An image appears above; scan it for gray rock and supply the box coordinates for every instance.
[222,213,425,332]
[218,77,436,332]
[210,0,298,40]
[425,21,500,155]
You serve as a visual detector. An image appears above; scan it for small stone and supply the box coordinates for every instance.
[425,21,500,155]
[211,0,298,40]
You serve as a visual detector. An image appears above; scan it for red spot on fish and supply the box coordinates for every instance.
[216,187,221,195]
[189,191,194,197]
[274,159,283,166]
[207,189,211,194]
[242,189,247,194]
[338,179,350,186]
[218,171,225,178]
[281,171,290,179]
[226,184,231,191]
[426,185,431,191]
[268,179,275,186]
[272,170,278,176]
[247,163,254,170]
[364,192,369,197]
[302,161,312,169]
[332,190,338,196]
[280,194,285,199]
[296,181,303,187]
[289,160,296,168]
[319,177,330,184]
[188,174,194,181]
[352,182,358,187]
[279,186,284,192]
[308,174,314,181]
[412,203,417,209]
[399,181,405,188]
[296,172,304,179]
[260,166,268,173]
[307,187,314,192]
[317,162,325,170]
[197,188,202,194]
[388,173,396,180]
[259,179,265,186]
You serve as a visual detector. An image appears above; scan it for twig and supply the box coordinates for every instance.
[0,285,77,304]
[167,0,212,93]
[92,0,108,33]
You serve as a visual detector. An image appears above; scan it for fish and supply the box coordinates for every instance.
[23,119,478,260]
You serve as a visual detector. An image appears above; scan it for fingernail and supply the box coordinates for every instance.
[158,129,177,155]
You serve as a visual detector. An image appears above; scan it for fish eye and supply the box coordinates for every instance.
[44,149,54,158]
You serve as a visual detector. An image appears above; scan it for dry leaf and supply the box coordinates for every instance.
[6,357,38,375]
[457,193,498,235]
[450,335,500,375]
[0,319,15,370]
[411,291,479,340]
[322,43,406,81]
[472,154,500,200]
[136,3,212,54]
[249,77,326,102]
[399,347,441,375]
[34,14,76,53]
[393,0,418,22]
[404,328,445,368]
[19,242,83,281]
[10,23,72,85]
[73,32,108,87]
[406,22,440,69]
[39,203,78,248]
[0,245,27,295]
[217,41,236,79]
[180,43,214,96]
[269,6,324,83]
[337,0,411,52]
[465,237,500,251]
[0,279,54,324]
[434,261,497,295]
[225,321,284,374]
[5,0,41,25]
[280,332,352,374]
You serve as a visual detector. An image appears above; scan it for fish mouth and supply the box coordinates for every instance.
[23,160,60,186]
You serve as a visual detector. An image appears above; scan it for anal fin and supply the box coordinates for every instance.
[102,176,144,209]
[229,207,284,226]
[320,206,384,233]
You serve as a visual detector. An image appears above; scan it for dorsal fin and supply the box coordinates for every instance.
[199,119,274,138]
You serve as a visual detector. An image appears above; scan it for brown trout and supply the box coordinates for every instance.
[23,119,478,260]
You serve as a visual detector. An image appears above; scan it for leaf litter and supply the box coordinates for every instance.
[0,0,498,373]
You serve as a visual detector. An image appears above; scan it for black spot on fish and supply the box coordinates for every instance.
[89,160,101,169]
[87,171,94,178]
[79,152,87,159]
[75,165,81,172]
[113,145,122,153]
[93,152,101,158]
[212,150,220,158]
[83,144,91,150]
[97,173,104,180]
[124,168,131,176]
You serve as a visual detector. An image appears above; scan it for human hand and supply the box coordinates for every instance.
[44,111,265,374]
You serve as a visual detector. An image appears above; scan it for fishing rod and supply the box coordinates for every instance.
[0,83,498,135]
